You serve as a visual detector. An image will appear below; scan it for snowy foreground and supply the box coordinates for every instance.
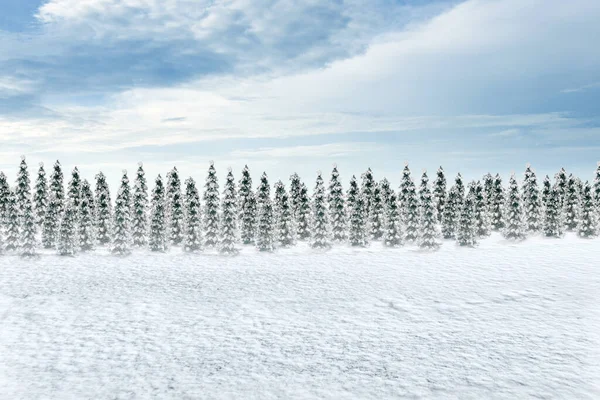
[1,235,599,399]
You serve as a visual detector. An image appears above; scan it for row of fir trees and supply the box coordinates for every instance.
[0,157,599,258]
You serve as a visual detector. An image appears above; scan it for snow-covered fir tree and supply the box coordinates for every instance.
[490,174,505,231]
[433,166,447,222]
[95,172,112,245]
[328,165,347,243]
[441,186,460,239]
[349,191,369,247]
[379,178,393,211]
[78,180,95,252]
[578,182,597,239]
[593,163,600,212]
[289,172,302,220]
[404,174,420,243]
[256,197,275,252]
[398,164,412,218]
[456,185,477,247]
[273,180,285,219]
[503,174,526,241]
[418,173,439,249]
[20,197,37,257]
[33,163,47,226]
[15,156,31,217]
[256,172,271,209]
[543,187,563,238]
[132,163,148,247]
[203,162,220,249]
[361,167,375,216]
[183,177,202,252]
[383,193,403,247]
[0,172,9,224]
[42,190,60,249]
[50,160,65,214]
[238,165,256,244]
[167,167,185,246]
[149,175,168,252]
[220,169,238,255]
[454,173,465,203]
[483,173,495,211]
[541,175,552,210]
[563,174,580,231]
[554,167,568,207]
[67,166,82,219]
[57,200,77,256]
[296,183,311,241]
[311,172,331,249]
[522,165,542,232]
[275,184,295,247]
[474,181,491,237]
[111,172,131,255]
[5,190,20,252]
[369,182,384,240]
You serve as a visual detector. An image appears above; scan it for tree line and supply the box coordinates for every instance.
[0,157,598,257]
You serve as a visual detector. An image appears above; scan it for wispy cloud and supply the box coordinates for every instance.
[561,81,600,93]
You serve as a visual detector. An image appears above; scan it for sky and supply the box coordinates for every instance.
[1,0,600,188]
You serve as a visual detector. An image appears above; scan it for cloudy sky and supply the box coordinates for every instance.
[1,0,599,187]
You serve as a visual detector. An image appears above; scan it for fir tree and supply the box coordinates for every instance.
[203,163,220,248]
[490,174,505,231]
[42,190,60,249]
[4,190,19,252]
[369,182,385,240]
[167,167,185,246]
[474,181,491,237]
[132,163,148,247]
[433,166,447,222]
[311,172,330,249]
[328,165,347,243]
[578,182,597,239]
[404,175,420,243]
[379,178,393,211]
[0,172,9,224]
[256,172,271,209]
[349,192,369,247]
[503,175,526,241]
[296,183,312,241]
[543,187,563,238]
[149,175,168,252]
[273,180,286,218]
[483,173,495,212]
[95,172,112,245]
[238,165,256,244]
[554,167,568,207]
[57,200,77,256]
[418,173,439,249]
[383,193,403,247]
[184,177,202,252]
[564,174,580,231]
[456,185,477,247]
[398,164,412,218]
[541,175,552,210]
[50,160,65,214]
[220,169,238,255]
[256,198,275,252]
[112,179,131,256]
[441,186,460,239]
[593,163,600,212]
[454,173,465,203]
[67,166,82,219]
[15,156,31,217]
[289,172,302,220]
[275,185,295,247]
[522,165,542,232]
[20,197,37,257]
[361,167,375,216]
[33,163,48,226]
[78,179,96,252]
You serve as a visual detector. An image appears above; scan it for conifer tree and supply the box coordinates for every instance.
[132,163,148,247]
[328,165,347,243]
[289,172,302,220]
[454,173,465,203]
[42,190,60,249]
[5,190,19,252]
[369,182,384,240]
[398,164,412,218]
[20,197,37,257]
[383,193,403,247]
[361,167,375,216]
[433,166,447,222]
[238,165,256,244]
[57,200,77,256]
[273,180,285,218]
[112,176,131,256]
[457,185,477,247]
[68,166,82,219]
[404,175,420,243]
[541,175,552,210]
[474,181,491,237]
[503,175,526,241]
[275,184,295,247]
[50,160,65,214]
[296,183,311,241]
[256,172,271,209]
[543,187,563,238]
[490,174,505,231]
[593,163,600,212]
[441,186,460,239]
[483,173,495,211]
[167,167,185,246]
[15,156,31,217]
[33,163,48,226]
[578,182,597,239]
[220,169,238,255]
[564,174,580,231]
[349,192,369,247]
[183,177,202,252]
[149,175,168,252]
[522,165,542,232]
[311,172,330,249]
[256,198,275,252]
[95,172,112,245]
[203,162,220,249]
[418,173,439,249]
[554,167,568,207]
[379,178,393,211]
[0,172,9,224]
[78,179,96,252]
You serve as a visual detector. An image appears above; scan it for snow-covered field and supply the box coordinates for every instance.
[1,235,599,399]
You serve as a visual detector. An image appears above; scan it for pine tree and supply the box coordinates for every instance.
[554,167,568,207]
[379,178,393,211]
[457,185,477,247]
[564,174,580,231]
[183,177,202,252]
[328,165,347,243]
[57,200,77,256]
[42,190,60,249]
[483,173,495,220]
[220,169,238,255]
[369,182,385,240]
[418,173,439,249]
[132,163,148,247]
[433,166,447,222]
[149,175,168,252]
[275,185,295,247]
[20,197,37,257]
[578,182,597,238]
[204,162,220,249]
[289,172,302,220]
[490,174,505,231]
[273,180,285,218]
[398,164,412,218]
[296,183,311,241]
[474,181,491,237]
[112,173,131,256]
[543,187,563,238]
[238,165,256,244]
[311,172,330,249]
[68,166,82,219]
[4,190,19,252]
[78,180,96,252]
[383,193,403,247]
[50,160,65,214]
[361,167,375,216]
[256,198,275,252]
[593,163,600,212]
[167,167,185,246]
[404,175,420,243]
[349,192,369,247]
[441,186,459,239]
[33,163,48,226]
[503,175,526,241]
[256,172,271,209]
[522,165,542,232]
[15,156,31,217]
[541,175,552,210]
[0,172,9,224]
[454,173,465,202]
[95,172,112,245]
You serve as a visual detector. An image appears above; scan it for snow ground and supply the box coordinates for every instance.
[1,234,599,399]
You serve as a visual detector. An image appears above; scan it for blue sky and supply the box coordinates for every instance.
[1,0,600,187]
